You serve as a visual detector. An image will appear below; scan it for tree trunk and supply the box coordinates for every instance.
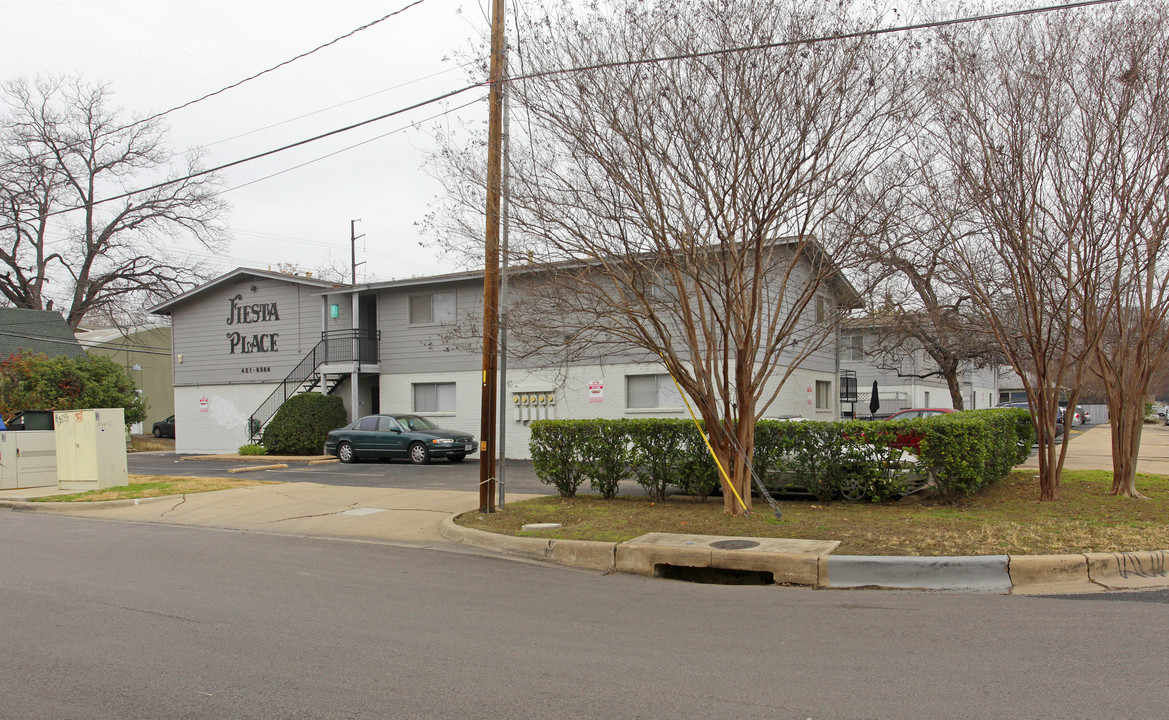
[942,360,965,410]
[1110,398,1147,498]
[1035,418,1061,501]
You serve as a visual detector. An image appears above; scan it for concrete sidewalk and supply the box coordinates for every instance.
[0,482,537,547]
[1020,422,1169,475]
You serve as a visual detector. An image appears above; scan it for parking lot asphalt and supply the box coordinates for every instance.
[129,453,556,496]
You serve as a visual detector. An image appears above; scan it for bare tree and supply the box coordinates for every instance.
[1070,4,1169,498]
[848,156,1002,409]
[923,6,1161,500]
[0,76,227,329]
[430,0,914,514]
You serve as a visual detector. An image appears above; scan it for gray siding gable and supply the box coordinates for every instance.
[169,277,326,386]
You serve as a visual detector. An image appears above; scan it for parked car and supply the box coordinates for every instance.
[884,408,955,421]
[324,413,477,465]
[152,415,176,438]
[997,401,1063,436]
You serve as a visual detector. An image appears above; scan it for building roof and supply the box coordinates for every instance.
[148,268,347,315]
[321,237,865,309]
[0,307,86,359]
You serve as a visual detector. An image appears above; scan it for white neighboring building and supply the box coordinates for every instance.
[838,320,1000,417]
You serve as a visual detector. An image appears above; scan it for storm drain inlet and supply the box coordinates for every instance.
[654,564,775,585]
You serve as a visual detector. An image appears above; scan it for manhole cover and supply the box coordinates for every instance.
[709,539,760,550]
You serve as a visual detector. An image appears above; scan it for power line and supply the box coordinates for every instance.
[0,82,487,230]
[0,329,173,356]
[2,0,1118,232]
[507,0,1122,85]
[201,59,482,151]
[219,95,484,195]
[0,0,437,174]
[138,0,435,126]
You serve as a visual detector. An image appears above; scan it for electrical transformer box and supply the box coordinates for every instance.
[54,408,129,491]
[0,431,58,490]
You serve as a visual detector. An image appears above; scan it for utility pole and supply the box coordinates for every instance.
[479,0,506,512]
[497,59,511,509]
[350,219,365,285]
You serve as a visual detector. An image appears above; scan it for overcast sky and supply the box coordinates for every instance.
[1,0,491,283]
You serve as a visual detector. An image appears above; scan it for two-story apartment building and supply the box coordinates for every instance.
[152,260,857,457]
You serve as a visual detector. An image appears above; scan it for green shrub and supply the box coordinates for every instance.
[626,418,691,501]
[674,423,722,502]
[528,411,1028,504]
[238,444,268,456]
[575,419,629,499]
[530,420,587,497]
[260,393,347,455]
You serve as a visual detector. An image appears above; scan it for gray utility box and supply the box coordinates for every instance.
[0,431,59,489]
[54,408,129,491]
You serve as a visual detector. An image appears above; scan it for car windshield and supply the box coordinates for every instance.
[394,415,439,431]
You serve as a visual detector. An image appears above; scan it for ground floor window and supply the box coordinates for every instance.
[626,374,682,409]
[413,382,456,412]
[815,380,831,410]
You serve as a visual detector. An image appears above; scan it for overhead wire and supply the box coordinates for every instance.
[1,0,1120,232]
[0,0,438,174]
[0,329,174,356]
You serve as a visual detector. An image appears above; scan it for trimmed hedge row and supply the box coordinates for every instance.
[529,409,1034,503]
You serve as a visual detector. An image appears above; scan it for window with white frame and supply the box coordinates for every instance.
[408,291,455,325]
[626,374,683,409]
[413,382,456,412]
[815,380,832,410]
[842,334,864,362]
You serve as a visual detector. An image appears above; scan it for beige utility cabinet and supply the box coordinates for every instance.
[54,408,129,491]
[0,431,58,489]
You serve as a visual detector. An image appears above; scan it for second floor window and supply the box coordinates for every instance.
[409,291,455,325]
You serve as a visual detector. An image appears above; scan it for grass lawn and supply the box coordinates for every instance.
[456,470,1169,556]
[29,475,274,502]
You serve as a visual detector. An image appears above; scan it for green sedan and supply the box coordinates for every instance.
[324,414,477,465]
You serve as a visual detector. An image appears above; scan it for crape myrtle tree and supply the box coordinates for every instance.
[429,0,914,515]
[0,76,228,329]
[1070,4,1169,498]
[846,154,1002,411]
[916,4,1169,500]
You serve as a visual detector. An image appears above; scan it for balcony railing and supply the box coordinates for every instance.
[322,328,380,364]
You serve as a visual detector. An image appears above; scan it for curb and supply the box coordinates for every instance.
[440,516,616,571]
[824,554,1012,592]
[181,455,333,463]
[440,515,1169,593]
[1,494,180,512]
[227,464,289,474]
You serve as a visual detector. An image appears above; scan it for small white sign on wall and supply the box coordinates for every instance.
[588,380,604,403]
[199,394,209,413]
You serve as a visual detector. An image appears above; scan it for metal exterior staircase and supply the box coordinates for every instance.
[247,329,378,443]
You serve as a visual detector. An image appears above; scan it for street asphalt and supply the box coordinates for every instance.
[2,421,1168,593]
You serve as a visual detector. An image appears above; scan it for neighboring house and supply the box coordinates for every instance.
[148,268,348,453]
[0,307,85,360]
[152,259,860,457]
[838,318,1000,417]
[75,325,174,433]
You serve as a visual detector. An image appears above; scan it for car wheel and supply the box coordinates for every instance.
[839,474,869,503]
[448,454,466,463]
[409,442,431,465]
[152,426,163,438]
[338,441,358,464]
